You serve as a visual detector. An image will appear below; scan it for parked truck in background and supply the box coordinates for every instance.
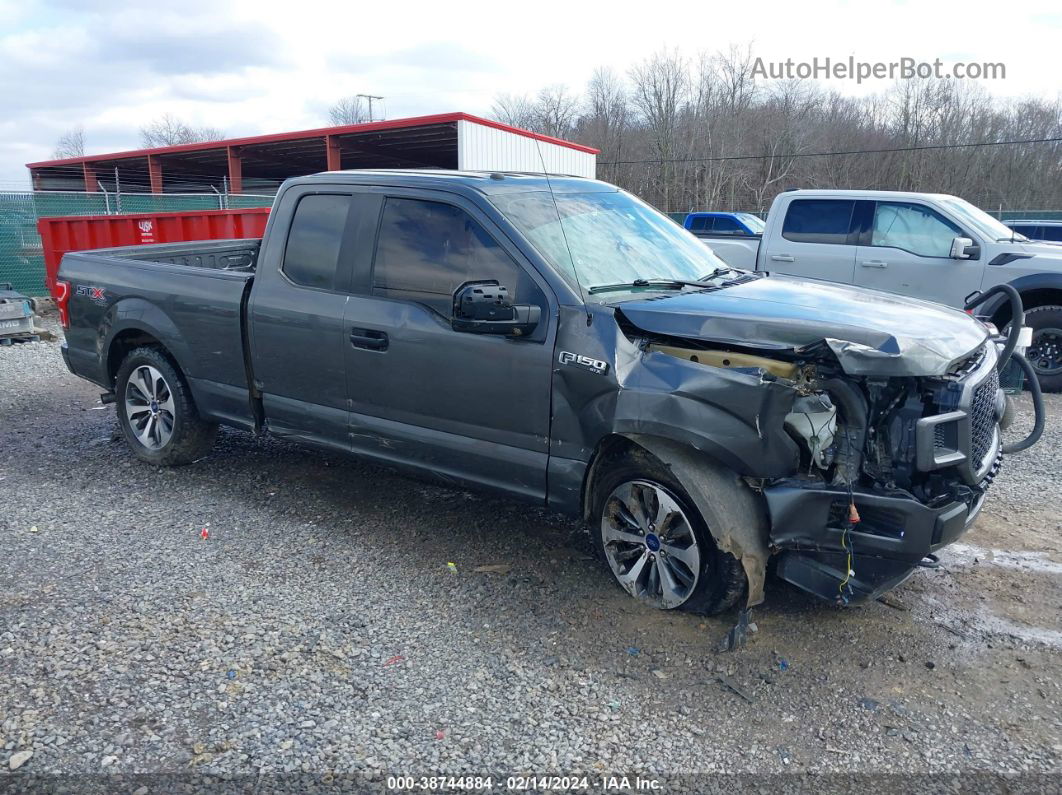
[56,170,1041,626]
[695,190,1062,391]
[1005,219,1062,244]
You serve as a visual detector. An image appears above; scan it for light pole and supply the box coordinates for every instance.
[356,94,384,123]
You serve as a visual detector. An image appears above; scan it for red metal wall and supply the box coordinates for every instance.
[38,207,270,297]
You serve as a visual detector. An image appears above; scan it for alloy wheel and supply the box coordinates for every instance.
[124,365,175,449]
[600,479,702,609]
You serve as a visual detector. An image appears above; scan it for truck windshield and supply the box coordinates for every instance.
[491,189,730,292]
[938,197,1028,242]
[737,213,766,233]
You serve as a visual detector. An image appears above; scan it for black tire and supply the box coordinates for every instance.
[115,346,217,466]
[1024,305,1062,393]
[591,451,746,615]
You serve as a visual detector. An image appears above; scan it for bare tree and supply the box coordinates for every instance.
[53,125,85,159]
[535,85,579,138]
[583,68,630,183]
[328,96,371,126]
[491,93,537,129]
[492,43,1062,216]
[139,114,224,148]
[629,49,689,210]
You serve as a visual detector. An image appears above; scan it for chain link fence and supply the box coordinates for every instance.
[668,208,1062,226]
[0,190,275,296]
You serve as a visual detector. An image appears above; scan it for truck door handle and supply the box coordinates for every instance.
[861,260,888,268]
[350,328,388,351]
[770,254,795,262]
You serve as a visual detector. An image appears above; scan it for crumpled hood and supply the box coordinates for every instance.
[614,275,989,376]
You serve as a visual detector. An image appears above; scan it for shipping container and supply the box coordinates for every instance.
[37,207,270,297]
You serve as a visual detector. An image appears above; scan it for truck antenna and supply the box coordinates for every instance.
[532,137,592,325]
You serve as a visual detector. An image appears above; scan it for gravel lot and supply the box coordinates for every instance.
[1,323,1060,789]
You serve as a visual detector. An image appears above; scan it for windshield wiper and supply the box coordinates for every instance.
[588,278,719,295]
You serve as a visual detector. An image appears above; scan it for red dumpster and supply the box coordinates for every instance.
[37,207,271,298]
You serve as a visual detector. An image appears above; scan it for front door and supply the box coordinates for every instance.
[343,192,555,502]
[855,200,984,308]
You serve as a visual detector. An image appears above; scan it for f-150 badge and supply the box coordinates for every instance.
[558,351,609,375]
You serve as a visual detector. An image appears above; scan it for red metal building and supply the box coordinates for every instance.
[26,113,598,195]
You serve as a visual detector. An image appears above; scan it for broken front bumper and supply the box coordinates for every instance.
[764,483,985,603]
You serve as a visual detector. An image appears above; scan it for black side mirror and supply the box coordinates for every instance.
[452,280,541,336]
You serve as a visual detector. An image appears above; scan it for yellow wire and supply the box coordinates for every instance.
[838,514,853,596]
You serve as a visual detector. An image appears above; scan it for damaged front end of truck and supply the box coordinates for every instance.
[582,275,1031,611]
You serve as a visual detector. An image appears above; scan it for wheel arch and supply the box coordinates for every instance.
[581,432,770,607]
[985,274,1062,328]
[101,300,196,387]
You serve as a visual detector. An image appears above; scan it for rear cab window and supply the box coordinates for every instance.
[781,199,856,244]
[282,194,351,290]
[711,215,743,235]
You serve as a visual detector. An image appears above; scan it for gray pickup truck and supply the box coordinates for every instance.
[57,170,1041,626]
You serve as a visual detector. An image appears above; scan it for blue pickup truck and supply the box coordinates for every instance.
[683,212,765,238]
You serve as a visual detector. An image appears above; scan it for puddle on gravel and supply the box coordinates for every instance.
[945,543,1062,576]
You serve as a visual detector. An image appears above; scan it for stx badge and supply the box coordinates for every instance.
[76,285,106,302]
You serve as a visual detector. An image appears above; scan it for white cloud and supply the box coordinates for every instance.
[2,0,1059,185]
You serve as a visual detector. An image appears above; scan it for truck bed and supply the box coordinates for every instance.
[88,239,261,272]
[59,239,261,429]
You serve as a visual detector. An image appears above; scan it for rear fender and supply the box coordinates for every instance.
[100,298,197,384]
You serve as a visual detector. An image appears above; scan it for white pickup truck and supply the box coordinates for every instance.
[701,190,1062,390]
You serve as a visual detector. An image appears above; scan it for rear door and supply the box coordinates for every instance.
[343,189,555,501]
[765,198,858,283]
[248,187,364,450]
[854,200,983,307]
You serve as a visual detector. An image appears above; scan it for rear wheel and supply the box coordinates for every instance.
[1025,305,1062,393]
[592,454,746,615]
[115,347,217,465]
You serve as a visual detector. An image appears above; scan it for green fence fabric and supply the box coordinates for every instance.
[0,191,274,296]
[2,192,1058,298]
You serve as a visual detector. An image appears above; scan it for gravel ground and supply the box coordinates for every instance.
[1,323,1060,790]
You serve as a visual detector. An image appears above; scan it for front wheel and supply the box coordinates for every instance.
[592,456,746,615]
[115,346,217,466]
[1024,305,1062,393]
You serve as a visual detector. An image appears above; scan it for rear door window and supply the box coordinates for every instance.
[711,215,743,235]
[688,216,710,232]
[781,199,855,244]
[282,194,351,290]
[1043,226,1062,242]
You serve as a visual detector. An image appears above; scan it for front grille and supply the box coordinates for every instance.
[970,367,999,468]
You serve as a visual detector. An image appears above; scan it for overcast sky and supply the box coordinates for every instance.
[3,0,1060,186]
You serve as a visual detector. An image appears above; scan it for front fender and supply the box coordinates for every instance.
[607,349,801,477]
[623,434,771,607]
[981,271,1062,322]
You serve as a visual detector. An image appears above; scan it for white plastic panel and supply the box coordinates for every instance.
[456,120,596,178]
